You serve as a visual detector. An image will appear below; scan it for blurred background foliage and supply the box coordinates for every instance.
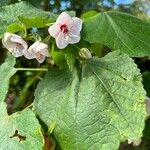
[0,0,150,17]
[0,0,150,150]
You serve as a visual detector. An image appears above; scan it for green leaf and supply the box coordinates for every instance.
[81,10,98,20]
[6,22,23,33]
[18,16,52,28]
[0,1,55,24]
[65,53,75,72]
[0,0,11,6]
[0,54,44,149]
[0,102,44,150]
[0,1,56,38]
[82,11,150,57]
[51,45,66,67]
[142,71,150,97]
[0,20,7,38]
[33,51,146,149]
[0,55,16,102]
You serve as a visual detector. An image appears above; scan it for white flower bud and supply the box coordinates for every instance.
[2,32,28,57]
[23,41,49,63]
[79,48,92,59]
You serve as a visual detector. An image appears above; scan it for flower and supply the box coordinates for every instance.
[48,12,82,49]
[2,32,28,57]
[23,41,49,63]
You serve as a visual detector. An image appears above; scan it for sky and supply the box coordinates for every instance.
[114,0,135,5]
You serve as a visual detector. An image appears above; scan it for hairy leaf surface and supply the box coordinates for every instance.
[82,11,150,57]
[34,51,146,149]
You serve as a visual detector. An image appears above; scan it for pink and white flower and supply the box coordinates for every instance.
[48,12,82,49]
[2,32,28,57]
[23,41,49,63]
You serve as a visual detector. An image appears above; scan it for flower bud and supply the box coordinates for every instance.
[2,32,28,57]
[79,48,92,59]
[23,41,49,63]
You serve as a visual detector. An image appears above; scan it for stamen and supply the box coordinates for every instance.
[60,24,68,33]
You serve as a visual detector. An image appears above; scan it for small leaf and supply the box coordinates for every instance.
[18,16,53,28]
[0,55,16,102]
[6,22,23,33]
[82,11,150,57]
[34,51,146,149]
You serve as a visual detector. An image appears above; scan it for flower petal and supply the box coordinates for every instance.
[35,54,45,63]
[23,49,35,59]
[57,12,73,25]
[68,33,80,44]
[28,41,40,53]
[56,32,68,49]
[2,33,13,51]
[10,35,28,50]
[12,49,24,57]
[48,23,60,38]
[71,17,82,35]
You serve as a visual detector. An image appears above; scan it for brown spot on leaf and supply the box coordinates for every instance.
[10,130,26,142]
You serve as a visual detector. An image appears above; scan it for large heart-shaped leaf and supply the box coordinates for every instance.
[82,11,150,57]
[33,51,146,149]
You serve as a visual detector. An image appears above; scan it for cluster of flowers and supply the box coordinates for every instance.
[2,12,82,63]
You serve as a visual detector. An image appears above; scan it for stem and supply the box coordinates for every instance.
[16,68,48,71]
[73,45,80,50]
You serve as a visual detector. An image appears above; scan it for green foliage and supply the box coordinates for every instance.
[65,53,76,72]
[0,102,44,150]
[0,55,16,102]
[0,1,56,38]
[1,1,150,149]
[82,11,150,57]
[0,55,44,150]
[81,10,98,20]
[33,51,146,150]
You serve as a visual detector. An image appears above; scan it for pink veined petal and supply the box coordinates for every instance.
[56,32,69,49]
[28,41,40,54]
[31,42,49,57]
[38,48,49,57]
[57,12,73,25]
[2,33,13,50]
[68,33,80,44]
[35,42,48,52]
[23,49,35,59]
[48,23,60,38]
[70,17,82,35]
[11,35,28,50]
[12,49,24,57]
[35,54,45,63]
[2,38,13,52]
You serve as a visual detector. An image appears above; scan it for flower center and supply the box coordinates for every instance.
[14,42,23,50]
[60,24,68,33]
